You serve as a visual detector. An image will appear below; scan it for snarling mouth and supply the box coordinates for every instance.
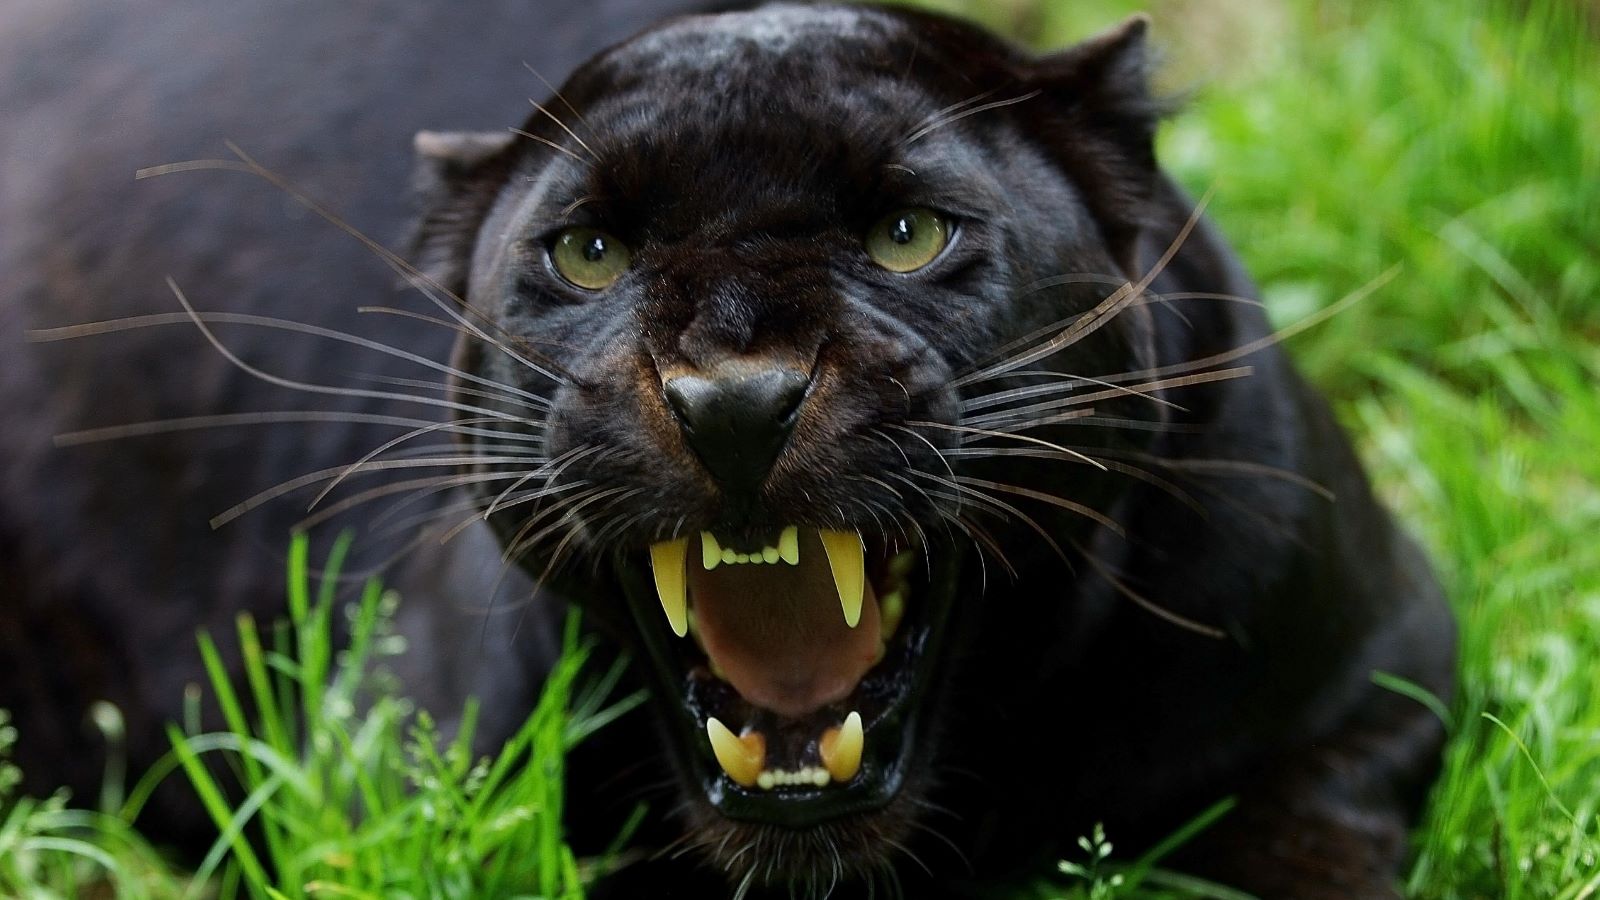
[617,525,959,827]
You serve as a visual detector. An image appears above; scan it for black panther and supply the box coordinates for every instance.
[0,2,1455,897]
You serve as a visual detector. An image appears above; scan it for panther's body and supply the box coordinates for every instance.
[0,3,1454,897]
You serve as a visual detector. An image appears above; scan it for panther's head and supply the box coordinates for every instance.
[412,2,1164,888]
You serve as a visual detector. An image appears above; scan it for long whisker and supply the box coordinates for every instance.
[211,453,546,528]
[137,144,576,386]
[526,98,601,163]
[908,420,1106,471]
[358,374,549,416]
[439,444,604,544]
[356,304,586,357]
[959,369,1187,414]
[954,475,1124,537]
[899,88,1000,142]
[27,309,552,412]
[367,473,574,535]
[953,190,1214,387]
[917,471,1067,567]
[509,127,590,166]
[1140,455,1337,502]
[884,423,960,484]
[523,62,593,132]
[938,447,1205,514]
[308,415,523,511]
[903,90,1042,145]
[908,472,1033,577]
[51,411,456,447]
[430,482,596,565]
[1095,264,1402,387]
[1067,535,1226,639]
[487,444,601,518]
[963,366,1253,429]
[161,279,546,431]
[293,469,542,532]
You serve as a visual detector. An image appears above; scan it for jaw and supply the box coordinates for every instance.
[610,525,968,878]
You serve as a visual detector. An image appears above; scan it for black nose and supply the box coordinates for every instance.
[664,368,810,490]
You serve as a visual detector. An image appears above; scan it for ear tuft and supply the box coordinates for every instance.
[407,130,517,297]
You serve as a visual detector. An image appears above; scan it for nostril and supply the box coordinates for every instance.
[771,371,808,426]
[663,377,708,434]
[663,368,811,490]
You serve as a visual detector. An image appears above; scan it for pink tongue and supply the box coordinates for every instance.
[689,530,881,719]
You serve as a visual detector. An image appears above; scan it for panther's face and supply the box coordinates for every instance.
[415,2,1162,888]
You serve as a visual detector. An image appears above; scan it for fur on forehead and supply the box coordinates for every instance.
[618,4,890,69]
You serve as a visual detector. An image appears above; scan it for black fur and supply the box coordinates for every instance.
[1,2,1455,897]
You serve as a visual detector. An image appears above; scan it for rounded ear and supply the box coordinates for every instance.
[406,129,517,298]
[1034,14,1154,124]
[1026,16,1161,268]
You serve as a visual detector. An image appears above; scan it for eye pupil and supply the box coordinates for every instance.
[582,237,607,262]
[890,218,914,245]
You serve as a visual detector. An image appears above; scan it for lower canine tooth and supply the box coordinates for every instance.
[707,718,765,788]
[818,530,866,628]
[648,538,690,637]
[819,711,864,783]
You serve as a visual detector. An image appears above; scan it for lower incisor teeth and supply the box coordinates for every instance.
[756,767,831,790]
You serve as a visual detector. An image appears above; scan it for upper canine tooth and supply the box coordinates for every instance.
[818,529,865,628]
[707,718,765,788]
[701,532,722,570]
[819,711,864,783]
[648,538,690,638]
[778,526,800,565]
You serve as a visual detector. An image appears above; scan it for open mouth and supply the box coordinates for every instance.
[616,525,959,827]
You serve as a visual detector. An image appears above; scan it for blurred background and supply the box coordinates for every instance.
[897,0,1598,896]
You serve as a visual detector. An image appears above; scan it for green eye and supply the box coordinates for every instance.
[550,227,632,290]
[865,208,950,273]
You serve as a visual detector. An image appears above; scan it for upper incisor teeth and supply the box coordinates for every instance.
[818,530,865,628]
[648,538,690,637]
[699,529,795,567]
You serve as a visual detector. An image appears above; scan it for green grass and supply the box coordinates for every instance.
[4,0,1596,896]
[1,535,644,899]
